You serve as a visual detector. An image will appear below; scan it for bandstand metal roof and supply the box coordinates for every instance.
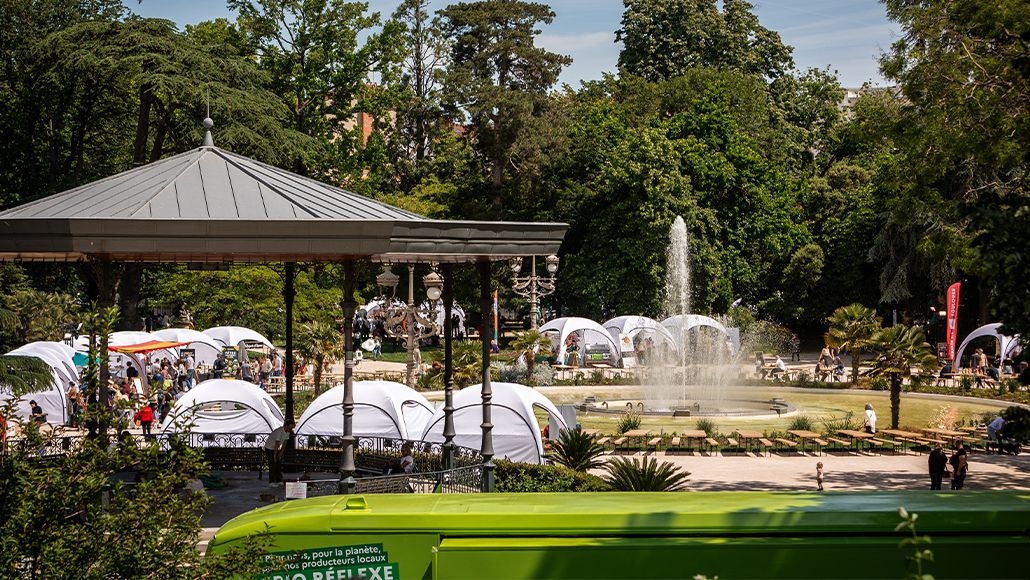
[0,126,566,263]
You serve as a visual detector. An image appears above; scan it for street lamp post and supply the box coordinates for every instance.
[509,255,559,330]
[379,264,443,388]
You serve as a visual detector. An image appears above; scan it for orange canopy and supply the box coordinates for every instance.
[108,340,190,354]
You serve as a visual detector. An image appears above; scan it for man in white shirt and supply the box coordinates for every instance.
[185,353,196,389]
[264,420,295,485]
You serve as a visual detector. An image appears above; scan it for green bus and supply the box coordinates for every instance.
[208,491,1030,579]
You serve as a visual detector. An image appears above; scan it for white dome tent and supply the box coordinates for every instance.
[603,316,678,365]
[954,323,1022,369]
[661,314,738,355]
[539,317,621,367]
[74,331,177,378]
[160,379,284,443]
[419,382,568,464]
[202,326,275,350]
[8,342,79,388]
[0,363,66,427]
[295,380,434,442]
[153,327,224,366]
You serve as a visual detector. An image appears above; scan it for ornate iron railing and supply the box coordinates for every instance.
[304,464,484,497]
[3,432,486,494]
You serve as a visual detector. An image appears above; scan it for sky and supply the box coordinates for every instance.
[127,0,898,88]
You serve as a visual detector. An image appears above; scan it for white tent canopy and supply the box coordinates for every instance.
[0,363,67,427]
[153,328,224,366]
[603,315,678,354]
[74,331,176,377]
[202,326,275,350]
[661,314,738,354]
[160,379,284,440]
[8,342,78,388]
[954,323,1022,369]
[295,380,434,441]
[419,382,567,464]
[539,317,621,366]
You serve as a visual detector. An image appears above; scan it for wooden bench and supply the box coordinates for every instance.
[868,438,897,455]
[774,438,799,454]
[757,438,775,456]
[722,438,741,455]
[646,437,663,453]
[612,437,629,453]
[825,437,852,453]
[705,437,720,455]
[810,438,829,455]
[595,436,611,447]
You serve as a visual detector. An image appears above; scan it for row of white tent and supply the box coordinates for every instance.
[540,314,737,368]
[0,326,274,428]
[161,379,565,465]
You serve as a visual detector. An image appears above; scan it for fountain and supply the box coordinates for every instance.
[624,216,792,417]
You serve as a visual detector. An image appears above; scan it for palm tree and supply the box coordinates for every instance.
[296,320,347,396]
[826,303,881,383]
[0,308,66,399]
[508,329,552,375]
[451,340,483,389]
[550,427,606,471]
[603,456,690,491]
[867,325,938,429]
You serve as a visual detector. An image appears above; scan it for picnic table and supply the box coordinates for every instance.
[837,429,875,452]
[787,429,826,454]
[922,428,967,443]
[618,429,652,451]
[734,430,766,454]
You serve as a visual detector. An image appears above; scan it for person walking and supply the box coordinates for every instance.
[863,403,877,435]
[134,402,155,436]
[815,462,824,491]
[789,334,801,362]
[949,444,969,490]
[928,444,948,490]
[264,420,295,486]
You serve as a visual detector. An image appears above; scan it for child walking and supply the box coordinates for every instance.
[816,462,824,491]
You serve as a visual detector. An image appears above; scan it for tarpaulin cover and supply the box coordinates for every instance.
[108,340,190,354]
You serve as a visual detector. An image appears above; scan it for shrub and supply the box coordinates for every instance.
[497,364,526,384]
[959,374,974,391]
[871,376,889,391]
[616,412,641,434]
[694,418,716,437]
[788,415,813,431]
[550,428,606,472]
[495,459,610,492]
[822,410,857,434]
[603,456,690,491]
[529,362,555,386]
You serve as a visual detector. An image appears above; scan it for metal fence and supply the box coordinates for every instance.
[304,464,484,497]
[2,432,486,494]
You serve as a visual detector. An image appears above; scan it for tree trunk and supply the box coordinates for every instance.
[850,348,861,384]
[889,376,902,429]
[313,358,324,397]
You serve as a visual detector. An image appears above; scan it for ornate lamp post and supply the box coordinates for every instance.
[509,255,559,330]
[380,264,443,388]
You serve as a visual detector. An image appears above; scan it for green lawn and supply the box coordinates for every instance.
[531,386,1011,437]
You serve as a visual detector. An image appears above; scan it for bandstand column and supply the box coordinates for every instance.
[338,261,357,494]
[477,261,495,492]
[442,263,456,470]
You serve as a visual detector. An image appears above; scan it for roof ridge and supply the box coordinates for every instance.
[212,149,320,218]
[216,148,422,220]
[123,149,208,217]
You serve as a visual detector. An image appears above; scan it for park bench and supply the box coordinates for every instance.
[722,437,741,455]
[825,437,852,454]
[705,437,720,455]
[809,438,829,456]
[667,437,682,454]
[757,438,775,456]
[867,438,897,455]
[595,436,611,448]
[646,437,663,453]
[774,438,799,454]
[611,437,629,453]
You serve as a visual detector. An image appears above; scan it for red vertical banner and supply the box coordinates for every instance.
[945,282,961,361]
[492,289,499,343]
